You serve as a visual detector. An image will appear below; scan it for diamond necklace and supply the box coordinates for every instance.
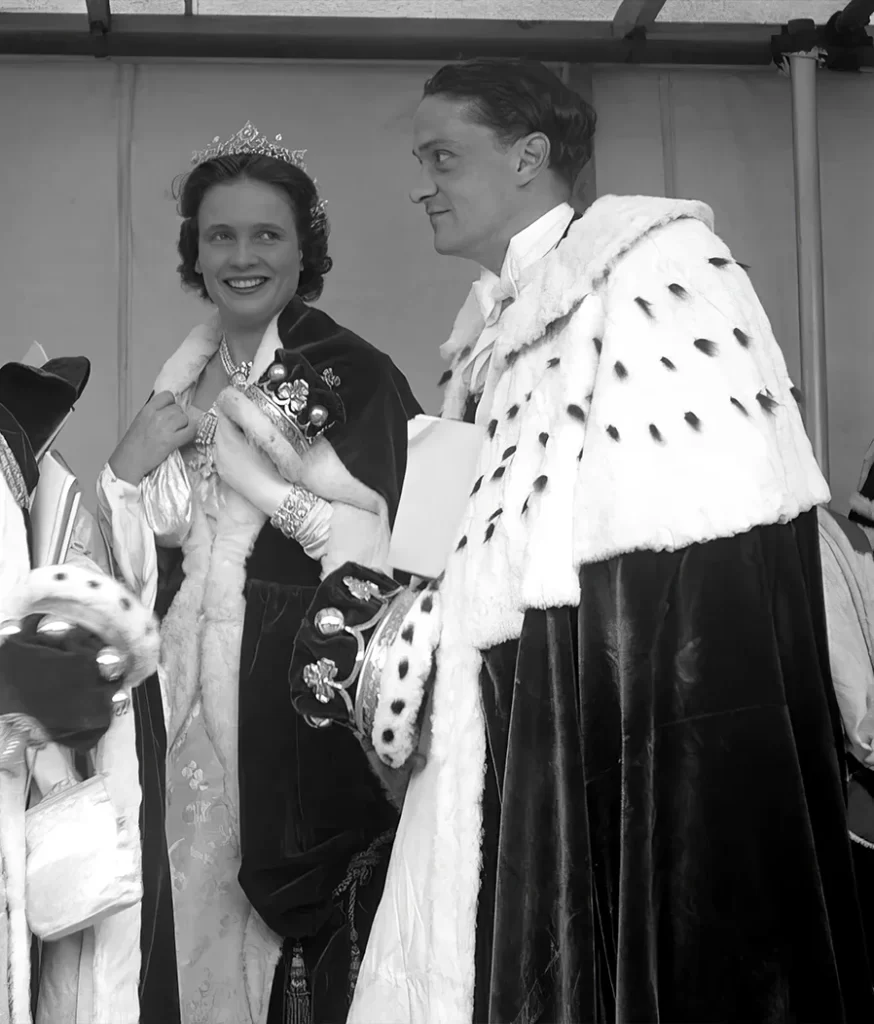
[220,336,253,388]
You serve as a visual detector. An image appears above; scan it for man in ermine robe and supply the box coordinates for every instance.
[288,59,874,1023]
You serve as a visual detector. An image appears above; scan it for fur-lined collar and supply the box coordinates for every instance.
[153,312,284,398]
[440,195,713,413]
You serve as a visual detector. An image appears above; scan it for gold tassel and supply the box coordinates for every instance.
[286,941,310,1024]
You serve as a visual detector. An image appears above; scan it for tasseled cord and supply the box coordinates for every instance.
[284,828,395,1023]
[332,829,395,1003]
[286,942,310,1024]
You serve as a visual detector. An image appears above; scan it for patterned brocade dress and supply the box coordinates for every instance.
[162,439,398,1023]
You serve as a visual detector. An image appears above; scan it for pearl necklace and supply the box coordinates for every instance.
[219,336,253,388]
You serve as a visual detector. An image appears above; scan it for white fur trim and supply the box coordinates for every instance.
[153,313,285,400]
[446,212,829,654]
[0,770,31,1022]
[372,587,441,769]
[353,194,831,1023]
[439,195,715,421]
[243,910,284,1024]
[6,564,160,687]
[156,467,283,1008]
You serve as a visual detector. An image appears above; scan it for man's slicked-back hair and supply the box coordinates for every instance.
[422,58,596,188]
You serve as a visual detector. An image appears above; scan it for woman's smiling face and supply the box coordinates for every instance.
[195,177,302,330]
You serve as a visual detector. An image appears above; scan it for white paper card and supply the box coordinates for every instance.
[31,451,81,568]
[389,414,485,579]
[20,342,48,368]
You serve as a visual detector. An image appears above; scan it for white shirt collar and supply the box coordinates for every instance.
[471,202,576,326]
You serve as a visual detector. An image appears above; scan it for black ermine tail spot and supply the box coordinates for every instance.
[438,369,452,387]
[491,466,506,481]
[756,391,779,414]
[507,404,520,419]
[649,424,664,443]
[506,349,520,366]
[488,508,503,522]
[456,535,468,552]
[401,624,415,644]
[391,700,405,715]
[709,257,730,268]
[487,420,498,439]
[421,594,434,614]
[593,338,603,354]
[398,660,409,679]
[693,338,717,356]
[684,412,701,431]
[606,425,620,441]
[737,261,751,271]
[539,432,549,447]
[614,361,628,380]
[501,445,516,460]
[668,283,689,299]
[484,523,496,542]
[382,729,395,743]
[547,356,561,368]
[661,357,676,371]
[521,497,530,515]
[730,397,748,416]
[533,475,548,493]
[635,297,654,319]
[790,385,803,405]
[471,476,483,496]
[567,404,586,422]
[733,328,751,348]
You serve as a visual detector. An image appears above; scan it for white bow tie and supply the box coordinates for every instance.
[473,275,516,329]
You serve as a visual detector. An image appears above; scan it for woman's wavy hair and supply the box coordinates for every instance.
[174,153,332,303]
[423,58,596,189]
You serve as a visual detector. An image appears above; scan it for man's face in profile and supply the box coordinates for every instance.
[410,93,523,268]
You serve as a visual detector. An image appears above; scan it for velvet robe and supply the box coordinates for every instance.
[473,509,874,1022]
[134,297,420,1024]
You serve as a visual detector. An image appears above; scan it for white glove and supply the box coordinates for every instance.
[213,414,288,516]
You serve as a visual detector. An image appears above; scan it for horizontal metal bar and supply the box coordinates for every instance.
[0,13,870,64]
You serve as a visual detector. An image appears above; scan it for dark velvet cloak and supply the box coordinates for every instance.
[135,298,420,1024]
[473,508,874,1023]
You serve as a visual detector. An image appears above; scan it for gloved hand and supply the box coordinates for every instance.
[213,413,289,516]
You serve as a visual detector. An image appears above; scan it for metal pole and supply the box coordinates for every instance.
[789,51,829,480]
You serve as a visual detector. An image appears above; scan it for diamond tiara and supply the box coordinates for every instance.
[191,121,309,172]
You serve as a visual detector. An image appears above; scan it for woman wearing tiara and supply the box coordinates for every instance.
[97,123,421,1024]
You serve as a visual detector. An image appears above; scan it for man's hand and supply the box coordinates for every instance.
[108,391,197,485]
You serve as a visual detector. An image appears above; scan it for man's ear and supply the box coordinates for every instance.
[515,132,551,183]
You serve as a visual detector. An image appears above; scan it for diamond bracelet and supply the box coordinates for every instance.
[270,486,318,540]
